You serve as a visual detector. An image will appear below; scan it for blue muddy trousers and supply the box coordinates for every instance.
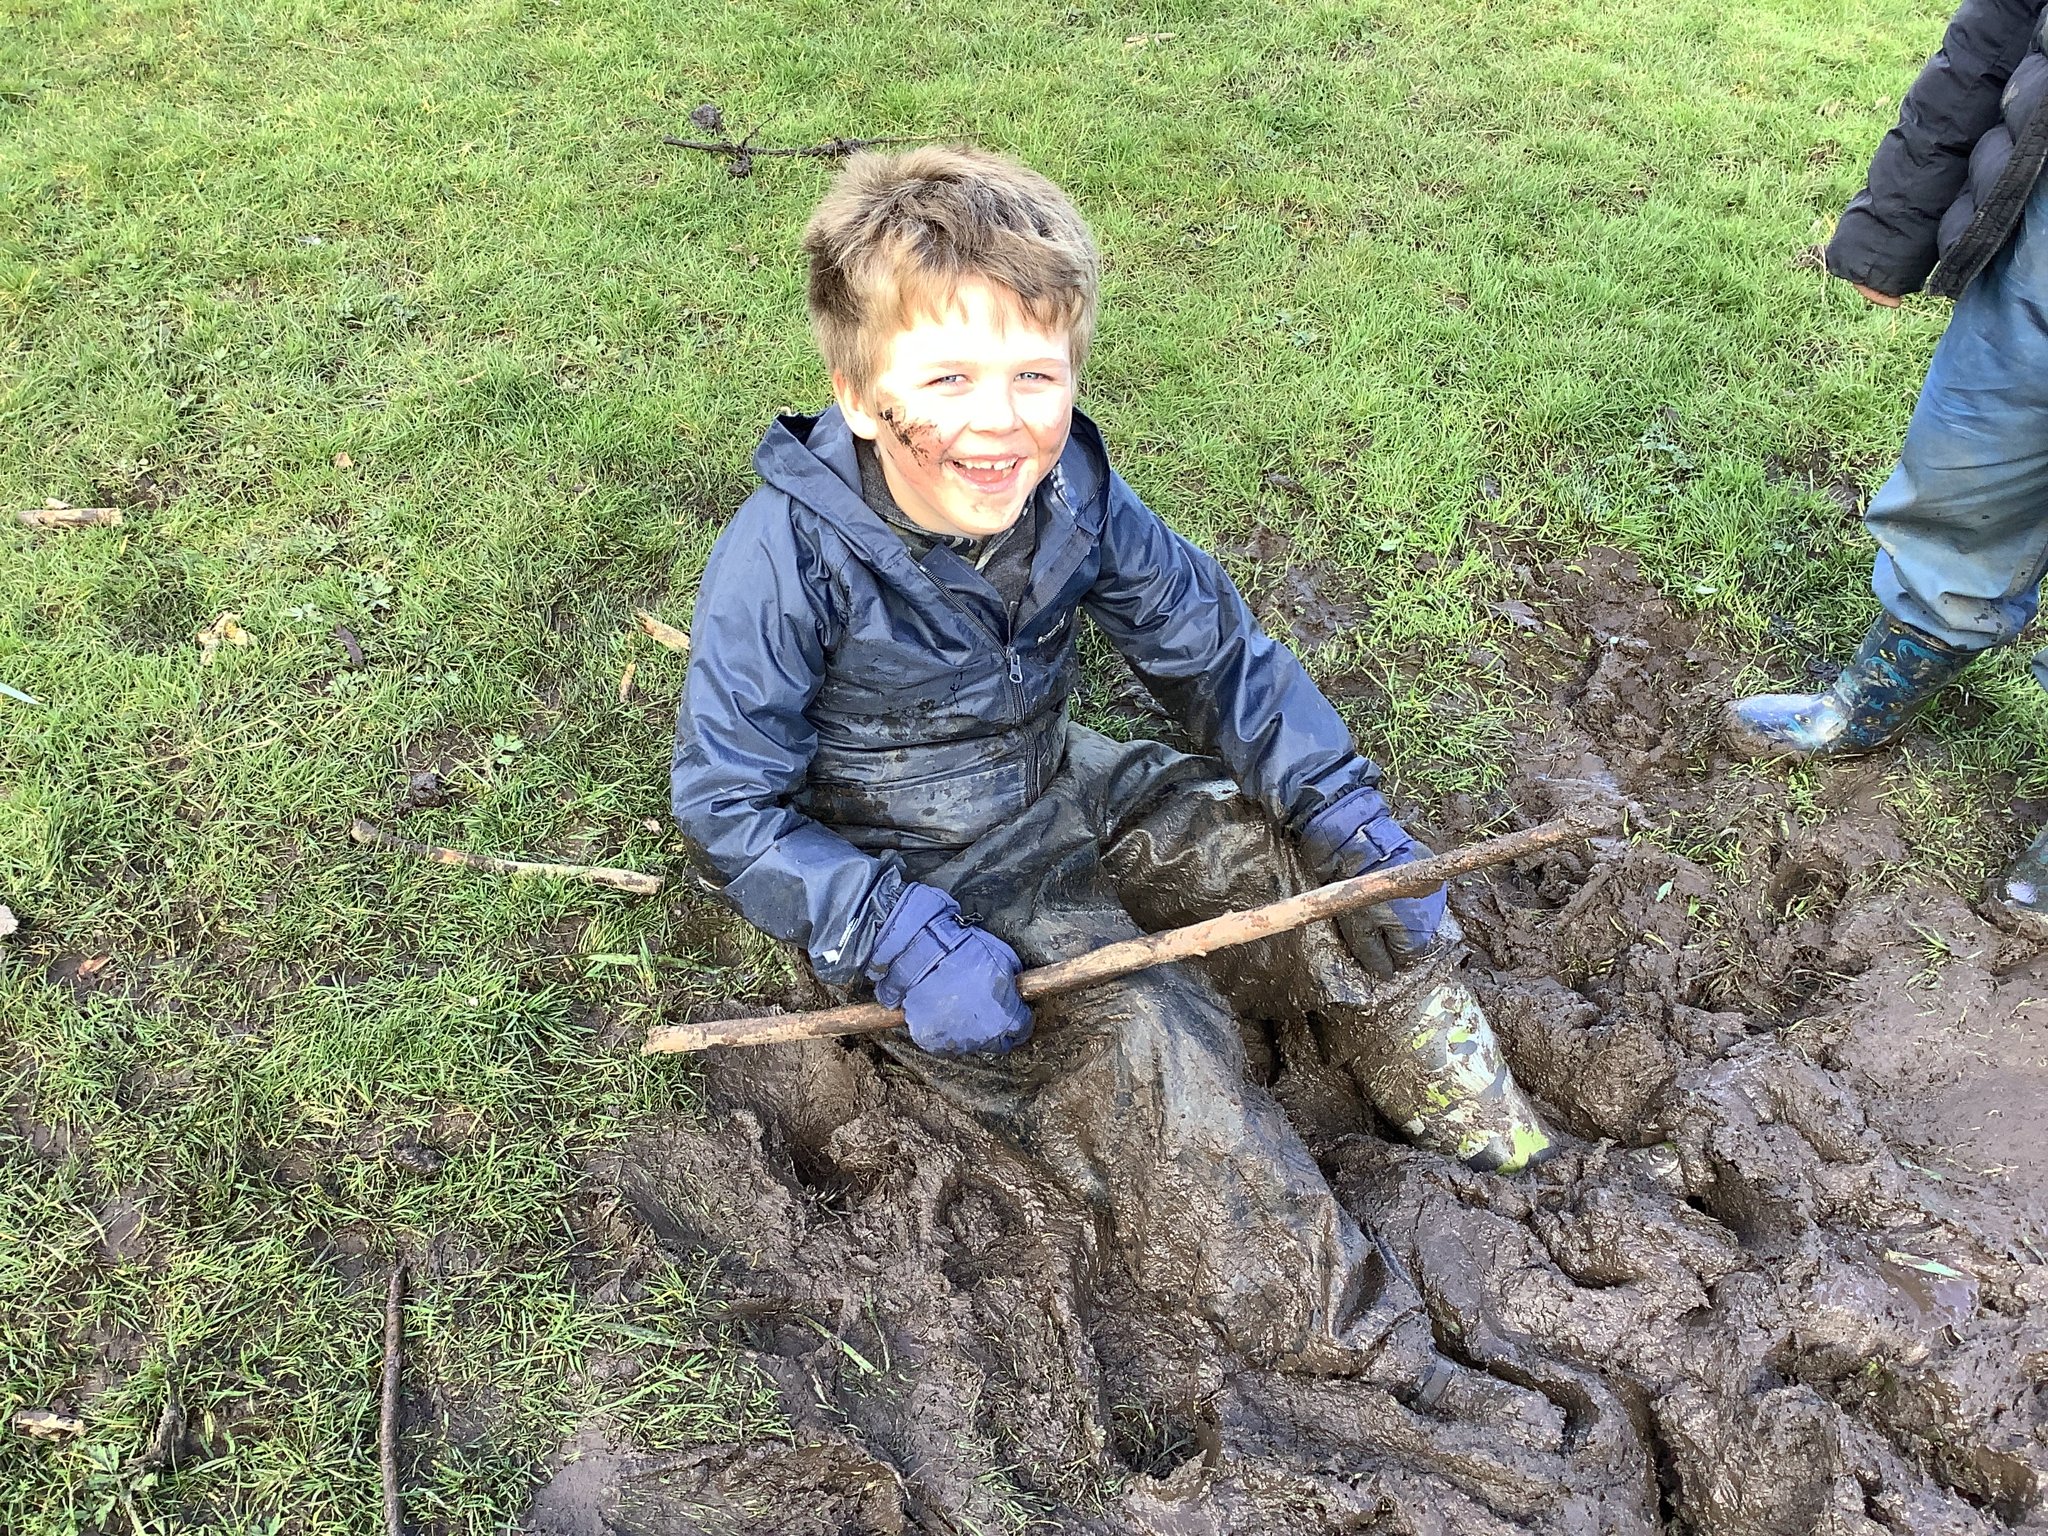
[1867,173,2048,690]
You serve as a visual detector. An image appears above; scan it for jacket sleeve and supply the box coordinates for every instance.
[1827,0,2042,295]
[670,498,905,986]
[1081,473,1379,830]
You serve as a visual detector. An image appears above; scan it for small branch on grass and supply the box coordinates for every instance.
[618,658,638,702]
[15,503,123,530]
[350,818,665,896]
[660,129,939,179]
[131,1391,185,1472]
[635,610,690,652]
[380,1263,406,1536]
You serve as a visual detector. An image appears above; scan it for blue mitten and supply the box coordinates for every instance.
[1298,786,1446,969]
[867,883,1034,1056]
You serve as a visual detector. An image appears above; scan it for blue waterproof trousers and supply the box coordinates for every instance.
[1868,174,2048,691]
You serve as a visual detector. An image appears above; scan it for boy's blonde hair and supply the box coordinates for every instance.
[803,146,1100,397]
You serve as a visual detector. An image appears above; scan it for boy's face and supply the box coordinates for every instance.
[834,278,1075,542]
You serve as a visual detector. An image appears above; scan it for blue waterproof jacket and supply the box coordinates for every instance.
[671,405,1380,984]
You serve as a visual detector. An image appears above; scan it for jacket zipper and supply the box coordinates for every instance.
[918,477,1089,724]
[925,582,1027,722]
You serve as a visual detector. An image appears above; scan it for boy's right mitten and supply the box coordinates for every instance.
[867,882,1034,1056]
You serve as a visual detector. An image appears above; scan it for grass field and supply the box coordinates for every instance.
[0,0,2027,1529]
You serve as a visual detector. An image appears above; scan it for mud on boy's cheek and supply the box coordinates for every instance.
[876,404,940,464]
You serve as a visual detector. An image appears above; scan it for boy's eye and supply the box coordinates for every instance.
[925,373,967,387]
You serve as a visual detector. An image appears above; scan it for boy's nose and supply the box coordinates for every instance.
[966,381,1024,433]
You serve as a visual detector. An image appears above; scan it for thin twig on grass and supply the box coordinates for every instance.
[350,818,665,896]
[661,126,938,178]
[380,1263,405,1536]
[660,132,933,158]
[635,610,690,652]
[15,504,123,530]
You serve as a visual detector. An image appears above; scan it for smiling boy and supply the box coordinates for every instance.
[672,148,1550,1375]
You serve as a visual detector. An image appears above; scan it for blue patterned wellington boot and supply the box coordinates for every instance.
[1994,824,2048,933]
[1724,613,1972,761]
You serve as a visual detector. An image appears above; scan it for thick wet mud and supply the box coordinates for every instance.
[524,548,2048,1535]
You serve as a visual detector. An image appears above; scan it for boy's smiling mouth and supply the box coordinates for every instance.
[881,409,1033,505]
[950,455,1025,494]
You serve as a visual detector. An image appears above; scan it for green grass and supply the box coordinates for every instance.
[1,0,2031,1528]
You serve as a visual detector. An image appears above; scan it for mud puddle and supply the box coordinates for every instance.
[525,548,2048,1536]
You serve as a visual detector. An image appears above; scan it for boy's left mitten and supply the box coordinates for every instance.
[867,882,1034,1056]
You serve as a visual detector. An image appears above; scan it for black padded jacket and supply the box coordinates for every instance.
[1827,0,2048,298]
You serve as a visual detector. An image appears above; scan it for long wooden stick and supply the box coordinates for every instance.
[350,818,664,896]
[644,813,1594,1055]
[380,1262,406,1536]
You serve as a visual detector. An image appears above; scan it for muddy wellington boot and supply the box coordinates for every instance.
[1355,931,1558,1175]
[1723,612,1971,761]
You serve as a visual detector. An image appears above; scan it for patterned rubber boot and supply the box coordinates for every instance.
[1361,936,1557,1175]
[1724,613,1972,762]
[1994,824,2048,934]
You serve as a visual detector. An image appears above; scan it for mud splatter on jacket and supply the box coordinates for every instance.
[670,405,1380,984]
[1828,0,2048,298]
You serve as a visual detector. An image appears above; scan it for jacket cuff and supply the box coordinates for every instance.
[865,879,959,996]
[1298,784,1399,877]
[820,858,907,987]
[1824,219,1932,298]
[1285,755,1385,838]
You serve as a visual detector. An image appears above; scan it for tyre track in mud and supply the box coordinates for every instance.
[524,547,2048,1536]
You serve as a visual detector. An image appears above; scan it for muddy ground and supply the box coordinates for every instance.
[523,547,2048,1536]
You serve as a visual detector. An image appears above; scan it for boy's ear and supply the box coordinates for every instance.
[831,372,881,441]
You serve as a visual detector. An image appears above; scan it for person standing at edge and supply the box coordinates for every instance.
[1727,0,2048,923]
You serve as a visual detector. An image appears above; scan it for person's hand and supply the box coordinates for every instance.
[1851,282,1901,308]
[1298,787,1446,971]
[867,883,1033,1056]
